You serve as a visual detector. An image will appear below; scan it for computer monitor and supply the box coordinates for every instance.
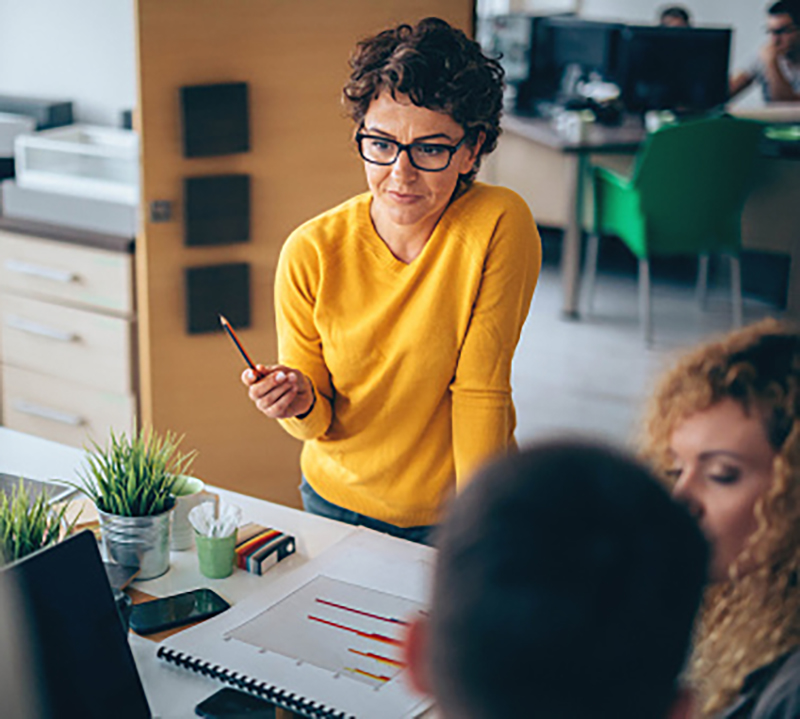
[2,531,152,719]
[480,13,574,114]
[617,26,731,113]
[546,17,624,82]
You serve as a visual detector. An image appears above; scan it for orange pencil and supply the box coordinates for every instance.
[219,314,260,374]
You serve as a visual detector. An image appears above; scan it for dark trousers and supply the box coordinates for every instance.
[299,478,435,546]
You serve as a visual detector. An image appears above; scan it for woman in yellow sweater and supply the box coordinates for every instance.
[242,17,541,542]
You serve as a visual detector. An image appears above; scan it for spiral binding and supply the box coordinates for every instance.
[157,646,356,719]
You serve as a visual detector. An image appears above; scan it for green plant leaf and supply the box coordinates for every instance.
[0,480,76,564]
[68,424,196,518]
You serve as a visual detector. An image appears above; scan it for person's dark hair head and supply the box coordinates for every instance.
[427,440,709,719]
[342,17,504,185]
[659,5,692,26]
[769,0,800,25]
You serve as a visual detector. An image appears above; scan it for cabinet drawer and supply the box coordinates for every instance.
[0,230,133,315]
[3,365,134,449]
[1,294,133,394]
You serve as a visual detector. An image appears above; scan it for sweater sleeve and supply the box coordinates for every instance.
[274,232,334,441]
[450,193,541,489]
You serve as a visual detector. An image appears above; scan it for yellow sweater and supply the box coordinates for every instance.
[275,182,541,527]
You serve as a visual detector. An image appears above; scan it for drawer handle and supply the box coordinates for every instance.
[4,259,78,284]
[12,400,85,427]
[6,314,78,343]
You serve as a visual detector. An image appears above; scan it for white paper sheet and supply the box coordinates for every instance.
[157,527,435,719]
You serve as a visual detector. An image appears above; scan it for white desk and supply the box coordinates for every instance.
[129,493,358,719]
[0,426,88,484]
[0,428,421,719]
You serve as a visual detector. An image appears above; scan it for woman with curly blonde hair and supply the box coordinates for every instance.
[643,317,800,718]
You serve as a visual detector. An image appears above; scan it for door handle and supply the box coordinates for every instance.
[4,259,78,284]
[6,314,78,343]
[12,400,85,427]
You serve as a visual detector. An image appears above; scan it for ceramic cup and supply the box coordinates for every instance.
[194,531,237,579]
[170,476,208,551]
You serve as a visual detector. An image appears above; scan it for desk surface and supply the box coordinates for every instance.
[129,494,360,719]
[0,427,88,483]
[0,428,391,718]
[730,103,800,123]
[0,426,355,599]
[503,113,645,153]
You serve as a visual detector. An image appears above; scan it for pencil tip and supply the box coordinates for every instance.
[218,314,228,327]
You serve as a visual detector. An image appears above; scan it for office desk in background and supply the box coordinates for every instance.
[482,110,800,319]
[480,114,643,318]
[739,118,800,318]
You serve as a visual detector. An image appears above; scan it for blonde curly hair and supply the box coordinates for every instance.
[641,318,800,716]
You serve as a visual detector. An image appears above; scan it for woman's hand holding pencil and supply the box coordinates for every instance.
[241,364,315,420]
[220,314,316,420]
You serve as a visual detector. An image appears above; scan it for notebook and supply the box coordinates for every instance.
[156,527,435,719]
[2,530,152,719]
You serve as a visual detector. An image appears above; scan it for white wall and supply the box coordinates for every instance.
[0,0,136,126]
[0,0,765,126]
[477,0,578,13]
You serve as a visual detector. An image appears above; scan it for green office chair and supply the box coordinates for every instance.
[583,115,763,344]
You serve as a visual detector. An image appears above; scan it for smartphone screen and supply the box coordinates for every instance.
[130,588,230,635]
[195,688,276,718]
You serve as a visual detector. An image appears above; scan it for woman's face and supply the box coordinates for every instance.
[668,398,777,582]
[361,91,481,246]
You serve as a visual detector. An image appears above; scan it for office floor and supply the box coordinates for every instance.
[511,243,781,450]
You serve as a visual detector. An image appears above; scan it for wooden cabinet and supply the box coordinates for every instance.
[0,223,136,447]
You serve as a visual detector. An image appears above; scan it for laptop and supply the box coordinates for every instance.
[2,530,152,719]
[0,471,75,505]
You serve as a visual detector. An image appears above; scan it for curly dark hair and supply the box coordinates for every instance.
[343,17,504,184]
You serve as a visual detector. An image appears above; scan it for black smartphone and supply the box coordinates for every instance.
[195,688,276,718]
[129,588,230,635]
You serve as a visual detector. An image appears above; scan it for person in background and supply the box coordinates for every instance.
[404,440,709,719]
[643,318,800,717]
[730,1,800,102]
[241,18,541,544]
[659,5,693,28]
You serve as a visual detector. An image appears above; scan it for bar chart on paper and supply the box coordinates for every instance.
[157,530,435,717]
[227,575,423,689]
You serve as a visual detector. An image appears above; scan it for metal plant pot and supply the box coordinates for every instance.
[97,504,174,580]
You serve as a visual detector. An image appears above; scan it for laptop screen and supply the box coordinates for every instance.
[3,530,152,719]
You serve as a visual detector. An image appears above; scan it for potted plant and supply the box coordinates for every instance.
[0,481,75,563]
[74,425,196,580]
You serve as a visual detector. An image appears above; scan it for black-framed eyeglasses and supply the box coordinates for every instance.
[355,132,467,172]
[767,23,798,36]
